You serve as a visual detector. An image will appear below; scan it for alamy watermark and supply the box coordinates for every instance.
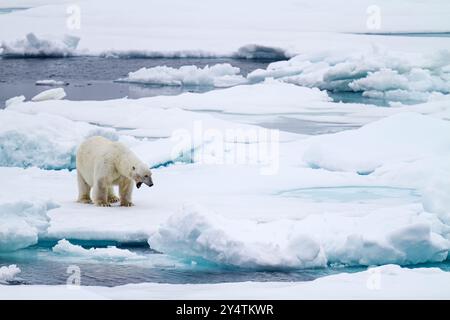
[66,265,81,288]
[171,121,280,175]
[66,4,81,30]
[366,5,381,30]
[366,267,382,290]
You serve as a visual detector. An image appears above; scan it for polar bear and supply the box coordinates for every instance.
[76,136,153,207]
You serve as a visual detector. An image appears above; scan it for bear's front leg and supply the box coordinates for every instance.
[119,177,134,207]
[93,177,110,207]
[108,186,120,203]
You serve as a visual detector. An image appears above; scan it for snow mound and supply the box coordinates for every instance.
[0,200,58,252]
[247,50,450,102]
[36,80,68,86]
[303,113,450,173]
[31,88,66,102]
[0,265,21,284]
[117,63,247,88]
[53,239,144,261]
[1,33,79,57]
[0,110,117,170]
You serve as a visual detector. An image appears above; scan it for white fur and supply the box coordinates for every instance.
[76,136,152,207]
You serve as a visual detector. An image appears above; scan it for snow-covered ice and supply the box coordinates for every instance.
[1,1,450,57]
[0,265,21,284]
[53,239,145,261]
[31,87,66,102]
[4,95,25,108]
[118,64,247,88]
[35,80,67,86]
[1,0,450,298]
[0,199,57,251]
[0,110,117,169]
[1,33,79,57]
[247,50,450,102]
[303,112,450,173]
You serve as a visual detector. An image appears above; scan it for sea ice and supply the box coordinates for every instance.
[31,87,66,102]
[0,110,117,169]
[0,199,57,251]
[247,50,450,102]
[0,265,21,284]
[4,95,25,108]
[149,202,449,268]
[53,239,145,261]
[149,204,327,269]
[35,79,67,86]
[303,112,450,173]
[1,33,79,57]
[1,1,449,57]
[118,64,247,88]
[1,264,450,299]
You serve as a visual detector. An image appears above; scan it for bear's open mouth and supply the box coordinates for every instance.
[136,182,143,189]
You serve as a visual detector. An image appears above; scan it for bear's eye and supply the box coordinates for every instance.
[132,166,135,171]
[144,175,148,178]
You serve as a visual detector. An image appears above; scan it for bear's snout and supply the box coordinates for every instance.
[144,177,153,187]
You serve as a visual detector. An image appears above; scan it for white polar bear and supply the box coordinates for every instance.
[76,136,153,207]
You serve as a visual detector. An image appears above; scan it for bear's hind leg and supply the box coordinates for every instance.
[77,171,92,204]
[119,178,134,207]
[108,186,119,203]
[93,178,110,207]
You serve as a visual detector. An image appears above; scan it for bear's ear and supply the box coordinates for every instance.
[132,166,136,171]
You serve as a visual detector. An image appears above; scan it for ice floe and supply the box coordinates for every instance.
[0,265,21,284]
[149,204,327,269]
[5,95,25,108]
[149,202,449,268]
[0,199,58,251]
[53,239,145,261]
[31,87,66,102]
[247,50,450,102]
[117,64,247,88]
[35,79,68,86]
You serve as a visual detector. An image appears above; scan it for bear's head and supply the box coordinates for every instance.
[131,164,153,189]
